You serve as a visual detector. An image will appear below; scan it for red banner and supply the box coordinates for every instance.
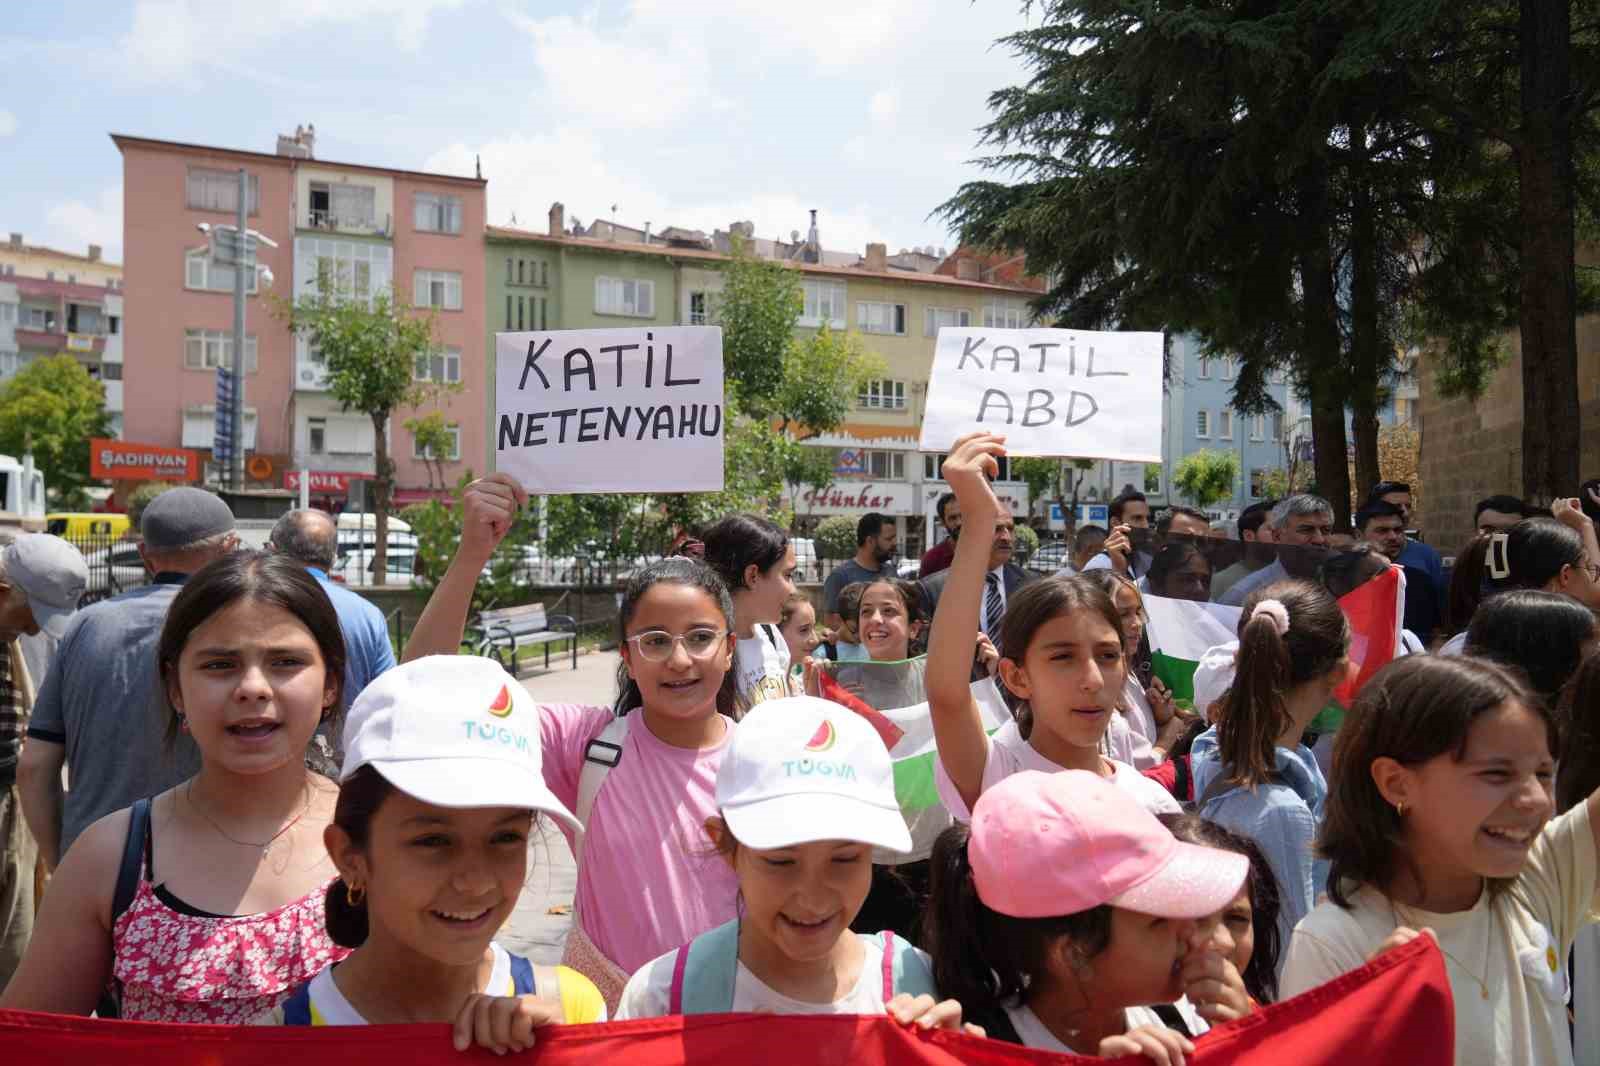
[284,470,373,494]
[0,937,1450,1065]
[90,439,199,483]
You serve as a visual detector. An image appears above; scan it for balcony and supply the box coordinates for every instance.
[304,210,392,239]
[15,327,107,356]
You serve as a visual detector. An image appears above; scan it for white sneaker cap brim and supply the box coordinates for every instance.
[721,792,912,854]
[366,756,581,833]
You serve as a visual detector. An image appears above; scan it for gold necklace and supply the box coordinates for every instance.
[1391,897,1493,1000]
[186,780,313,857]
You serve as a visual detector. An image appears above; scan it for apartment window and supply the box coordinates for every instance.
[68,305,102,334]
[24,307,56,331]
[1250,468,1269,498]
[1219,410,1234,440]
[414,346,462,384]
[67,274,76,284]
[1270,412,1284,441]
[0,304,13,323]
[295,237,393,304]
[1196,409,1211,438]
[0,352,18,377]
[800,279,847,328]
[517,296,525,330]
[413,423,462,461]
[99,362,122,380]
[187,168,260,214]
[185,249,259,294]
[595,276,654,317]
[538,297,547,329]
[924,307,972,336]
[182,407,258,449]
[414,269,463,310]
[857,301,907,335]
[108,315,119,335]
[308,418,326,454]
[506,258,514,283]
[982,298,1027,329]
[924,452,1020,483]
[414,192,463,234]
[309,181,377,229]
[1221,356,1236,380]
[689,291,709,325]
[505,294,513,330]
[1197,357,1211,380]
[858,378,907,410]
[1250,414,1266,441]
[540,262,549,287]
[183,329,259,373]
[517,260,525,284]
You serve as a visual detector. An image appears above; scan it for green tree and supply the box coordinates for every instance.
[404,470,537,612]
[404,410,455,491]
[717,243,803,417]
[277,281,447,585]
[0,355,111,508]
[1172,450,1240,512]
[814,516,857,561]
[1011,522,1040,563]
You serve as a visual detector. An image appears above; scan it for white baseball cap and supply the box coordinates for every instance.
[716,696,911,854]
[341,655,578,831]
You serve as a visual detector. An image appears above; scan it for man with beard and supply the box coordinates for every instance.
[917,492,962,579]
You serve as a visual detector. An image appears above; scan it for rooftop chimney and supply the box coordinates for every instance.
[643,221,652,245]
[804,209,821,263]
[864,242,888,272]
[88,244,102,262]
[7,233,20,249]
[549,202,565,237]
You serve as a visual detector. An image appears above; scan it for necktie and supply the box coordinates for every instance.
[984,571,1004,643]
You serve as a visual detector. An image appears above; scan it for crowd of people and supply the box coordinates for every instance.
[0,449,1597,1064]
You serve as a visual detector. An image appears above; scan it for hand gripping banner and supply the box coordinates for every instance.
[0,936,1450,1065]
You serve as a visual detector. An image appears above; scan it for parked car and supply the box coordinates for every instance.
[1026,540,1071,574]
[80,542,149,602]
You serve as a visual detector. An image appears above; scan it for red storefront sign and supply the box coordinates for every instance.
[90,439,199,482]
[283,470,373,494]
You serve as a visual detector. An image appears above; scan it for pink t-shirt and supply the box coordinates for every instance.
[934,719,1179,821]
[539,703,740,974]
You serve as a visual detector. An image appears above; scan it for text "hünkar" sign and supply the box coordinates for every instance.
[495,327,724,493]
[918,328,1163,462]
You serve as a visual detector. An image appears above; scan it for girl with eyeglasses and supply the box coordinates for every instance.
[397,476,747,1015]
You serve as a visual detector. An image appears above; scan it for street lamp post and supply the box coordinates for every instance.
[230,167,247,492]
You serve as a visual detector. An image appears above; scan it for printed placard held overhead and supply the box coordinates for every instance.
[495,327,725,493]
[918,327,1164,462]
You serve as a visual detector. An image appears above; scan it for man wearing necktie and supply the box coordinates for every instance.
[918,509,1036,654]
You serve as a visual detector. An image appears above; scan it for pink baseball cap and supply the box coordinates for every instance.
[969,770,1248,919]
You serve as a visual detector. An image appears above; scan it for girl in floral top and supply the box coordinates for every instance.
[3,552,350,1022]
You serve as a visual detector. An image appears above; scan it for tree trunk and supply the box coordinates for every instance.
[1347,118,1384,502]
[1299,176,1352,528]
[372,411,391,587]
[1518,0,1580,506]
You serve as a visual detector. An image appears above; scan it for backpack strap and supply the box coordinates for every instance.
[111,797,152,929]
[670,919,741,1016]
[1151,1002,1194,1038]
[866,931,939,1003]
[279,982,314,1026]
[509,953,537,996]
[574,714,630,869]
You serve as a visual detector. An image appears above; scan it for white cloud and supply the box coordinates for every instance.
[45,186,123,263]
[869,89,899,125]
[0,109,16,137]
[118,0,467,83]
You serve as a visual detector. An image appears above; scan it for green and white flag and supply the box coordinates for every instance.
[1144,596,1240,709]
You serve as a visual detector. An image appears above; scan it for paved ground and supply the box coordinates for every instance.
[496,649,622,964]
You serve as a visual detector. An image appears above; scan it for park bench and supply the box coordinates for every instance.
[471,603,579,674]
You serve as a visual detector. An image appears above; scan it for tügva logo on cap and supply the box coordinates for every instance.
[487,685,513,718]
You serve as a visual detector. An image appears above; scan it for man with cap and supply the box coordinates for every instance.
[0,533,87,984]
[18,488,237,872]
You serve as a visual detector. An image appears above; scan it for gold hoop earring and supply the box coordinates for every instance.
[346,882,365,906]
[1395,801,1406,818]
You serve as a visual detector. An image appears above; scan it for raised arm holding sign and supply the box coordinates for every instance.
[918,327,1163,461]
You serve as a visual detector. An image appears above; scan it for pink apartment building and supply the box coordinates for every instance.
[113,128,486,507]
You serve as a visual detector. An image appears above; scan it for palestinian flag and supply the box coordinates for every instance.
[816,662,1011,813]
[1145,565,1406,725]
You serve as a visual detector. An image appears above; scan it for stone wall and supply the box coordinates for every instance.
[1417,309,1600,557]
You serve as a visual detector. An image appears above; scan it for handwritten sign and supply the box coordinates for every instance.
[494,327,724,493]
[918,328,1163,461]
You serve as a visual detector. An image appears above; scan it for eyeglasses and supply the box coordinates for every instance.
[1584,564,1600,584]
[625,627,727,662]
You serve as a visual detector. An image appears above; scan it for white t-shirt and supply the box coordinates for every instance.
[614,934,928,1019]
[934,718,1180,821]
[1281,801,1598,1066]
[733,624,793,713]
[1003,999,1208,1053]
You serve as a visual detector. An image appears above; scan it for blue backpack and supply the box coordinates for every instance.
[666,919,937,1015]
[280,957,538,1025]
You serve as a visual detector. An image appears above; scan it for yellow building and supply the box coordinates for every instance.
[0,233,125,434]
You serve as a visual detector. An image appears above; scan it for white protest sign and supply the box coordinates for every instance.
[495,327,724,493]
[918,327,1163,461]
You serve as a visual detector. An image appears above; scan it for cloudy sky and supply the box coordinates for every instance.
[2,1,1035,264]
